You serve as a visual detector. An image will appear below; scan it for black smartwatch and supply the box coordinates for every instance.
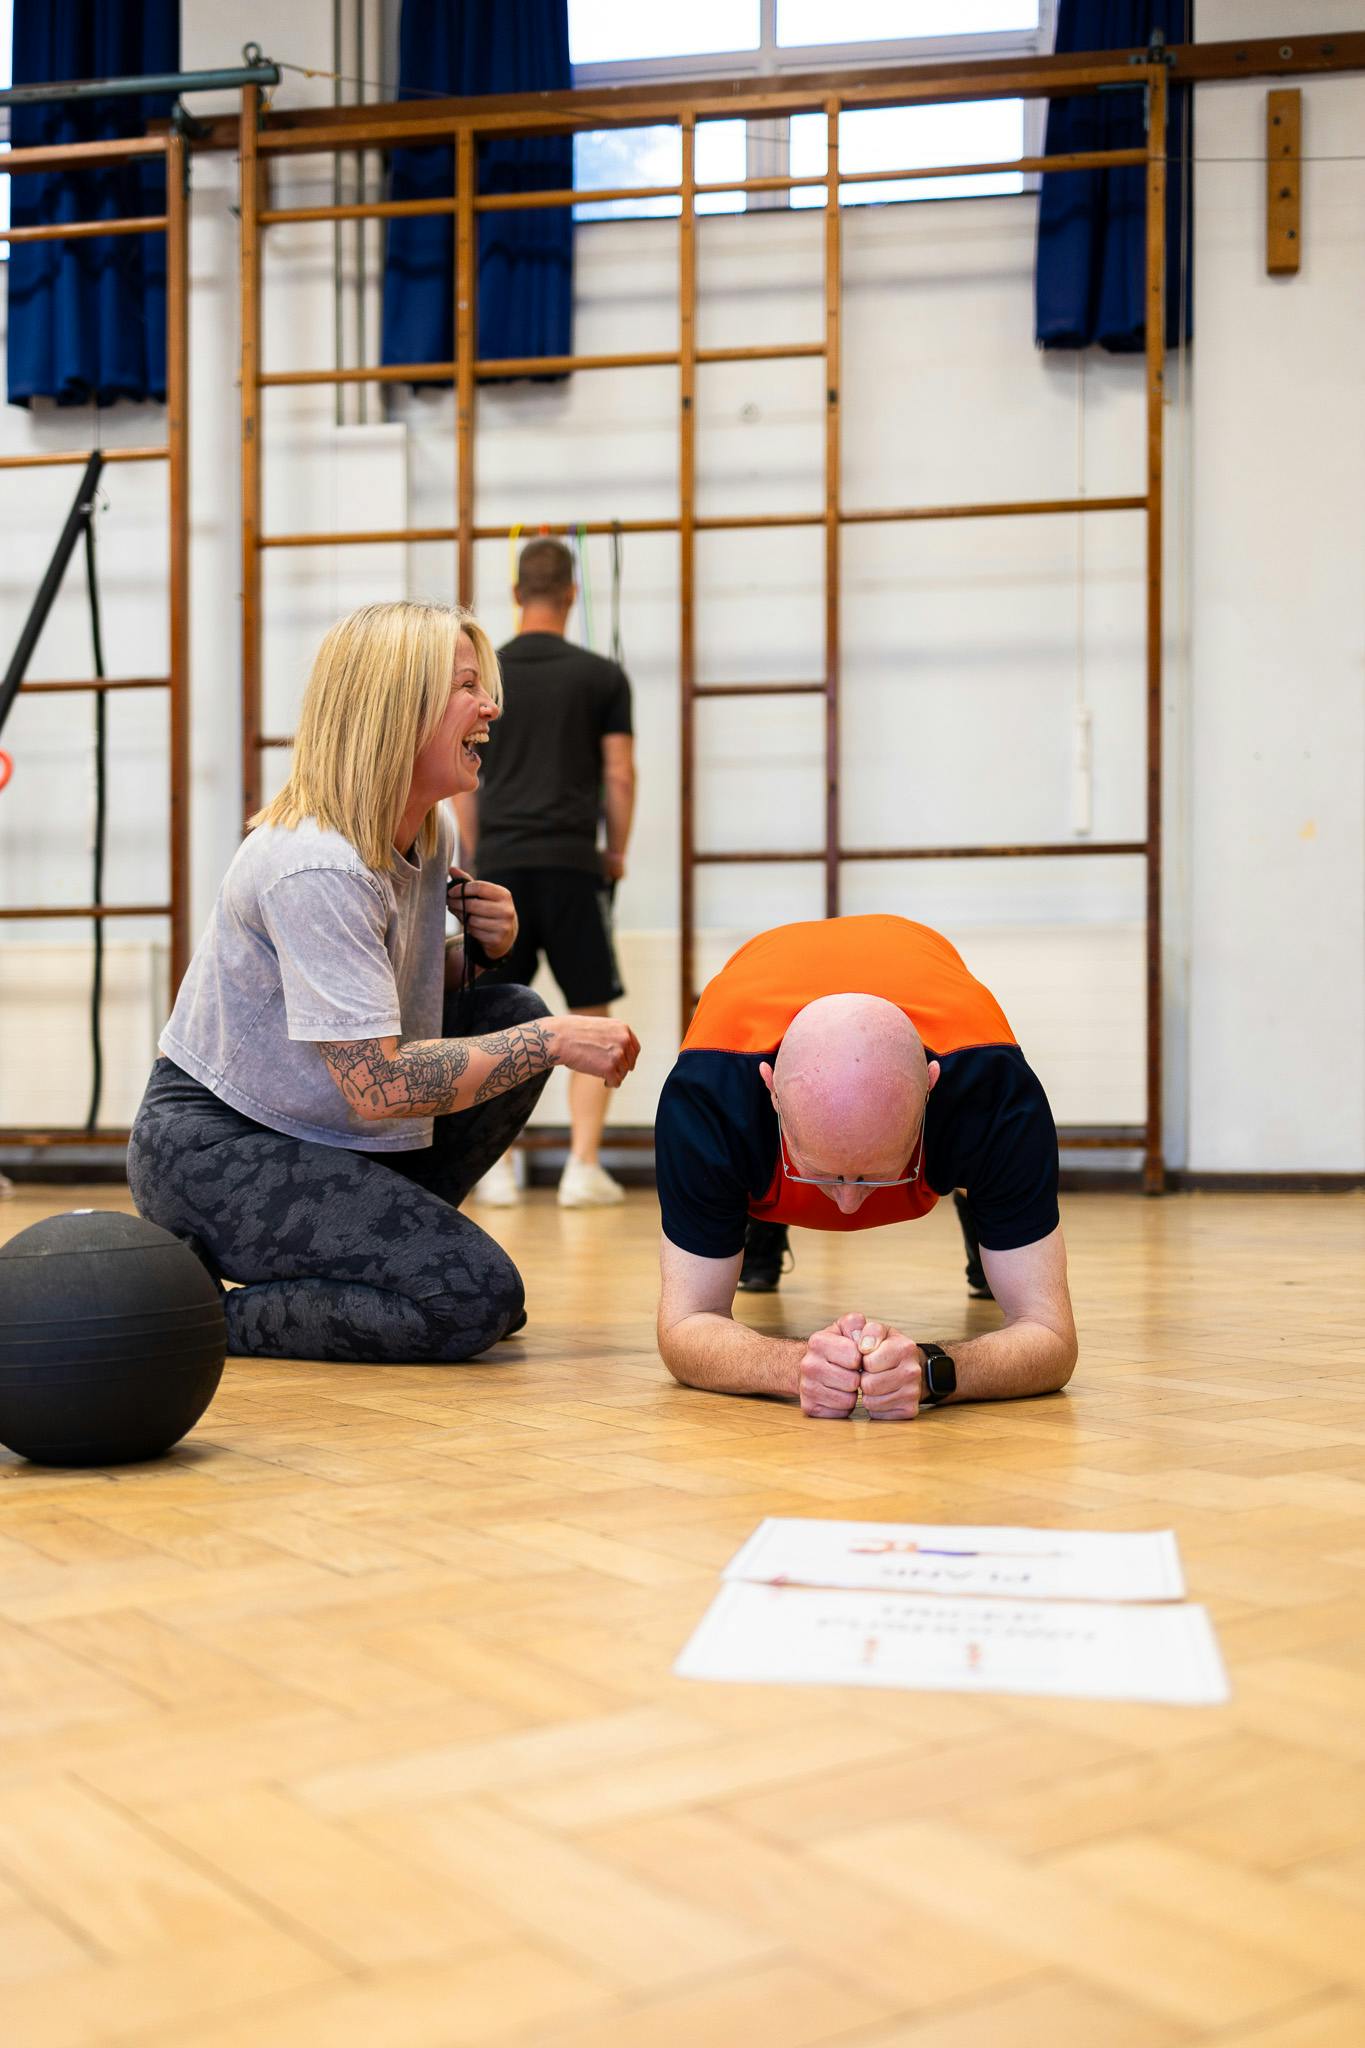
[918,1342,957,1407]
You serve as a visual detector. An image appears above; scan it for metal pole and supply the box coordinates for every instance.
[166,128,192,985]
[823,98,841,922]
[1144,64,1168,1194]
[455,126,476,604]
[678,116,697,1028]
[240,84,264,823]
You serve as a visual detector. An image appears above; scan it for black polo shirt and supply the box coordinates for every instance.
[476,633,633,875]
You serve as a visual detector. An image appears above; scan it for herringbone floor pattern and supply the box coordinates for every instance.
[1,1185,1363,2047]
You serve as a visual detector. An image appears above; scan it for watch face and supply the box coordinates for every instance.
[923,1346,956,1397]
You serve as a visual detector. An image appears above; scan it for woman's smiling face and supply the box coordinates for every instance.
[414,633,500,801]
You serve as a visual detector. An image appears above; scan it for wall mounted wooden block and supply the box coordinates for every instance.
[1266,88,1301,275]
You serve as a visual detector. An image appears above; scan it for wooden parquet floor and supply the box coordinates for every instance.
[1,1183,1364,2048]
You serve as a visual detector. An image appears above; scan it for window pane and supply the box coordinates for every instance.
[570,0,760,65]
[778,0,1037,41]
[790,101,1025,208]
[575,127,680,221]
[574,121,747,220]
[696,120,747,215]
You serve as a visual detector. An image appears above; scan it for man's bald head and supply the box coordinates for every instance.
[767,994,932,1183]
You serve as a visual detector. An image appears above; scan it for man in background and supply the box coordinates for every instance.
[455,538,636,1208]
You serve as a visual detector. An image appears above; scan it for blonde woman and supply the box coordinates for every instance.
[128,602,639,1364]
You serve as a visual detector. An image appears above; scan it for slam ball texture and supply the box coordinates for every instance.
[0,1211,227,1466]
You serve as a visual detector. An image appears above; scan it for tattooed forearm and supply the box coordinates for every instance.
[319,1036,471,1118]
[471,1024,556,1104]
[319,1023,556,1120]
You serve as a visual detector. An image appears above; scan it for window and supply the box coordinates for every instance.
[574,121,747,222]
[569,1,760,68]
[568,0,1051,220]
[789,101,1026,209]
[777,1,1038,43]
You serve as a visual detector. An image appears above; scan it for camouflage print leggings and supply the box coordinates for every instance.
[127,982,551,1365]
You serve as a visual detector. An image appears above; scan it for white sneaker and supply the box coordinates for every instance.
[557,1157,626,1208]
[470,1152,521,1207]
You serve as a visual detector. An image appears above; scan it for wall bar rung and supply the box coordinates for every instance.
[479,182,675,212]
[18,676,170,696]
[0,215,167,246]
[838,147,1147,186]
[260,195,459,227]
[259,350,683,387]
[243,64,1173,158]
[471,516,678,539]
[0,134,167,175]
[0,446,166,472]
[844,495,1146,524]
[477,349,678,379]
[843,841,1148,862]
[0,904,171,921]
[694,682,826,698]
[694,842,1148,867]
[251,144,1148,235]
[254,496,1145,543]
[694,851,824,865]
[694,511,824,531]
[696,342,824,363]
[260,361,455,387]
[260,525,460,549]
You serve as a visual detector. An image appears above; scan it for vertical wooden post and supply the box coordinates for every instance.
[678,115,698,1028]
[1143,65,1167,1195]
[1266,89,1302,274]
[165,129,191,987]
[239,85,264,825]
[823,98,842,921]
[455,125,476,604]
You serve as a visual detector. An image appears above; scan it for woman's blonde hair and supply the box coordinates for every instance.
[252,601,501,870]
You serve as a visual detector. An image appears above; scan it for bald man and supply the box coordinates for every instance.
[654,915,1076,1420]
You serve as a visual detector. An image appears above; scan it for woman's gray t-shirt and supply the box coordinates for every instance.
[161,814,453,1151]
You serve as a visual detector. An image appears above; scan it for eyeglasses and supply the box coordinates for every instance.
[776,1112,925,1191]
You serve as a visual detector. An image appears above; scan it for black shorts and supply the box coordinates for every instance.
[482,866,625,1010]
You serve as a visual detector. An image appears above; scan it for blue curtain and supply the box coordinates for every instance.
[6,2,179,407]
[382,0,573,379]
[1035,2,1193,352]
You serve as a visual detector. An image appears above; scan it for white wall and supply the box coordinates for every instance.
[1,1,1361,1170]
[1187,1,1365,1170]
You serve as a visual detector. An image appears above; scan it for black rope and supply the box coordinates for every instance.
[609,521,624,668]
[83,511,107,1133]
[452,875,495,1032]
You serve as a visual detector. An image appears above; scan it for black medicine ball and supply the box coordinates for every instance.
[0,1211,227,1467]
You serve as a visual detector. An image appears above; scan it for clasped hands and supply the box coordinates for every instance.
[799,1312,923,1421]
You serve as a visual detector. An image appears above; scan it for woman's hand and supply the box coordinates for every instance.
[448,868,518,961]
[547,1015,640,1088]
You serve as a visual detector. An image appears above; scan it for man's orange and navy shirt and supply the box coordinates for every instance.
[655,915,1059,1261]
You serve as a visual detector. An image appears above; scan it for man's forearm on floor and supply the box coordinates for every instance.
[658,1313,804,1398]
[935,1318,1077,1403]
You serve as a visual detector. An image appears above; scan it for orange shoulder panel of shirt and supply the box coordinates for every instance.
[681,915,1016,1057]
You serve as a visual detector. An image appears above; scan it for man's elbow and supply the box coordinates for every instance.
[1045,1330,1078,1392]
[656,1317,700,1388]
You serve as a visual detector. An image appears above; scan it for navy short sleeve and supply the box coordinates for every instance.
[925,1044,1059,1252]
[654,1052,774,1259]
